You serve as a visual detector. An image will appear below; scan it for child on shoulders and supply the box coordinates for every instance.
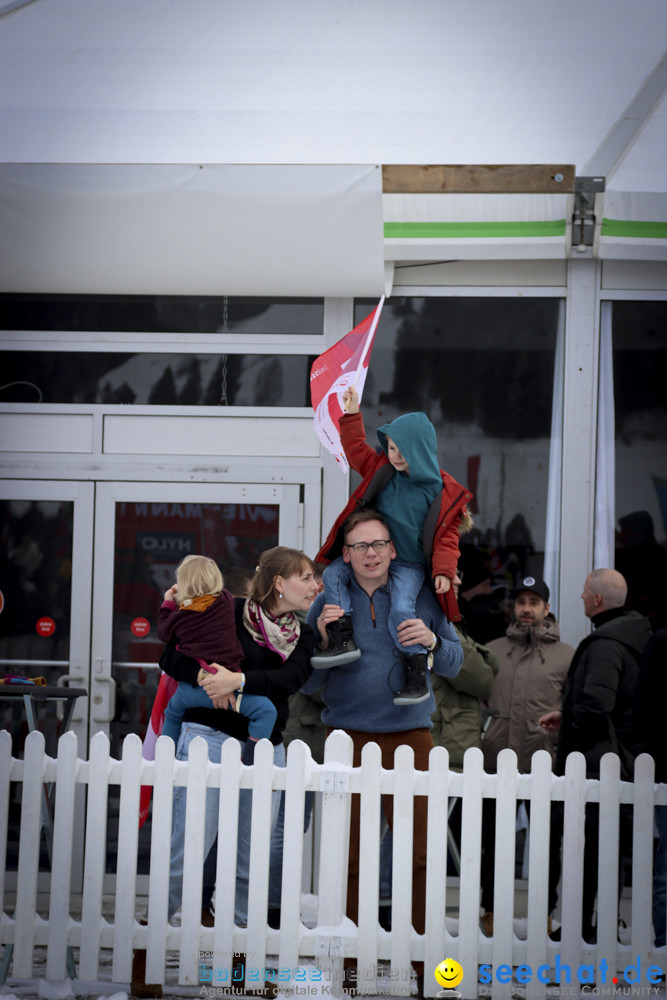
[314,387,472,705]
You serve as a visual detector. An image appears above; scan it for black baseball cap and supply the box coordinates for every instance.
[511,576,550,602]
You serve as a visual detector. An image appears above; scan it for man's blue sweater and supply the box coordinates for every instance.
[303,577,462,732]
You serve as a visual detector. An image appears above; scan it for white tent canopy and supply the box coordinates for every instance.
[1,0,667,291]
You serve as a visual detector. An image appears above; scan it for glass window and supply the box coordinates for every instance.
[612,300,667,632]
[0,499,73,758]
[0,498,78,874]
[0,295,324,335]
[0,352,315,406]
[352,296,563,642]
[0,499,72,672]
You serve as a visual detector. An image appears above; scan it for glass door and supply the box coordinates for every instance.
[0,480,94,890]
[90,481,303,887]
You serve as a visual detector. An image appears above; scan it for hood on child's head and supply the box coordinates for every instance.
[377,412,441,484]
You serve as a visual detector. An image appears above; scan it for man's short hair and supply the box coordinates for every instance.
[342,508,391,543]
[588,568,628,609]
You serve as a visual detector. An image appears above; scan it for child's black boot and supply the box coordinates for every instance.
[310,614,361,668]
[393,652,430,705]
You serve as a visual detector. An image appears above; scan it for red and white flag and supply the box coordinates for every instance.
[310,297,384,473]
[138,671,178,828]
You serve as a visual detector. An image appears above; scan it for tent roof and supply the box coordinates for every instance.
[1,0,667,194]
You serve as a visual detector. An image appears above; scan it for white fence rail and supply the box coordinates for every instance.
[1,728,666,999]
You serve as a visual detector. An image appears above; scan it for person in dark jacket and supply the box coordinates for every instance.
[634,628,667,951]
[552,569,650,779]
[539,567,652,942]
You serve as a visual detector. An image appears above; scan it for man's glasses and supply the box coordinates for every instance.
[344,539,392,555]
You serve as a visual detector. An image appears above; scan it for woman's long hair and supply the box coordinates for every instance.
[250,546,315,612]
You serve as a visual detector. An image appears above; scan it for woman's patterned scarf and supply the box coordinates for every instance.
[242,598,301,662]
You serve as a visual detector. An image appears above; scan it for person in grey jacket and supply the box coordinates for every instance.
[482,577,574,774]
[479,576,573,936]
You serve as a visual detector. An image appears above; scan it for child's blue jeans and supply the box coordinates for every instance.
[162,681,277,742]
[322,556,428,654]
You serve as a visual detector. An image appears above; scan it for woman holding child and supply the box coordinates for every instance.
[132,546,317,997]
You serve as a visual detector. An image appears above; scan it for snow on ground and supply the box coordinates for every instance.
[1,896,665,1000]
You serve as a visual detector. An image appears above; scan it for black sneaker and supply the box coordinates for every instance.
[393,652,430,705]
[310,615,361,668]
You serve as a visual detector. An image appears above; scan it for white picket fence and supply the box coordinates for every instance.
[1,727,666,1000]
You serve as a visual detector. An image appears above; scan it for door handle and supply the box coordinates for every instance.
[92,674,117,723]
[56,673,85,685]
[55,672,86,722]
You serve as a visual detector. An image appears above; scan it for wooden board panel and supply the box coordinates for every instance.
[382,164,575,194]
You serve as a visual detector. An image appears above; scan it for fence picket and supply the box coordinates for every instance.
[178,736,210,986]
[525,750,552,999]
[423,745,450,999]
[491,749,518,1000]
[597,753,621,968]
[458,747,484,988]
[243,740,278,992]
[277,739,310,981]
[631,753,656,967]
[111,733,143,984]
[79,731,111,980]
[357,740,383,996]
[45,731,78,980]
[560,751,587,967]
[145,734,176,984]
[317,730,352,997]
[13,730,44,977]
[389,744,416,996]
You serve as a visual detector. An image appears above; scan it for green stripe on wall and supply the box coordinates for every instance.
[384,219,567,239]
[601,218,667,239]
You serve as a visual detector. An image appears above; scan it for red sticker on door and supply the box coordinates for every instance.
[36,616,56,637]
[131,617,151,637]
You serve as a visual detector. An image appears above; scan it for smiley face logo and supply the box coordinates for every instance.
[434,959,464,989]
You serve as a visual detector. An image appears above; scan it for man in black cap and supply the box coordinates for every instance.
[479,575,574,936]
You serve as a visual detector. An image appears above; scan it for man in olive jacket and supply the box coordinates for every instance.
[479,576,574,935]
[431,570,499,771]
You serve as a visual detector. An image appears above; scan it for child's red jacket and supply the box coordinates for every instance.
[316,412,473,621]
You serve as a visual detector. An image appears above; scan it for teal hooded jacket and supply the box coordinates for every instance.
[375,411,443,564]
